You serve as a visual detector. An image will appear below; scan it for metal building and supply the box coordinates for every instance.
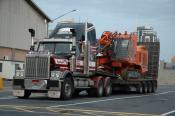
[137,26,159,42]
[0,0,51,79]
[137,26,160,79]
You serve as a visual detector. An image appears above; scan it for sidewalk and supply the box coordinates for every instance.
[0,80,13,98]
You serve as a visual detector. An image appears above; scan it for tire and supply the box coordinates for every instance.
[143,82,148,94]
[104,79,112,96]
[147,82,152,93]
[88,79,104,97]
[87,79,104,97]
[136,83,143,94]
[18,90,31,99]
[61,77,74,100]
[151,81,157,93]
[95,79,104,97]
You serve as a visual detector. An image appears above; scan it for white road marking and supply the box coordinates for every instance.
[0,96,14,100]
[0,105,44,109]
[161,110,175,116]
[48,91,175,108]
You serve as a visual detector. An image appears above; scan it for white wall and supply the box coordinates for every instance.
[0,61,24,79]
[0,0,48,50]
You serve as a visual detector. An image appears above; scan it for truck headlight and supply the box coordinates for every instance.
[15,70,24,79]
[50,71,62,80]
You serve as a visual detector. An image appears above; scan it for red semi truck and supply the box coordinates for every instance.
[13,22,159,100]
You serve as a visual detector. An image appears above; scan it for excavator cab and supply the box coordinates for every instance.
[112,38,130,60]
[110,32,137,63]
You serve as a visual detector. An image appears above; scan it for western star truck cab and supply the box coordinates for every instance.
[13,22,100,100]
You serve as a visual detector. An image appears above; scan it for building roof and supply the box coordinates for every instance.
[25,0,51,22]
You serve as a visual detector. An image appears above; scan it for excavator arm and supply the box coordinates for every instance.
[98,31,113,50]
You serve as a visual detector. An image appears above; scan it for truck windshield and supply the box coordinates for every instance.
[38,42,72,55]
[112,39,130,59]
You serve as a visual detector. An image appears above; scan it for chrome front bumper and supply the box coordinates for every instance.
[13,79,62,98]
[24,79,48,90]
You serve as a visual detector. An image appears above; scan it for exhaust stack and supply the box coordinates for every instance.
[70,29,76,72]
[84,22,95,75]
[28,28,35,51]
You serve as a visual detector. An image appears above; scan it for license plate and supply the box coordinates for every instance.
[32,83,41,89]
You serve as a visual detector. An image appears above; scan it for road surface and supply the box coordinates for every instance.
[0,81,175,116]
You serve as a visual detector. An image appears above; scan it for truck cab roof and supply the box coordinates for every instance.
[40,38,73,43]
[49,22,97,45]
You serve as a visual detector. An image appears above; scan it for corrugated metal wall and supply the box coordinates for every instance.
[0,0,48,50]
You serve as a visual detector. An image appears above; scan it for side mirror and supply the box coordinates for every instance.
[81,35,85,41]
[70,29,76,37]
[71,46,76,55]
[72,46,76,51]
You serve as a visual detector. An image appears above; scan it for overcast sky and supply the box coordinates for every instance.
[34,0,175,62]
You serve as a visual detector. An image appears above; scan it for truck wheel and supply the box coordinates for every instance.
[136,83,143,94]
[61,77,74,100]
[143,82,148,94]
[18,90,31,99]
[147,82,152,93]
[96,79,104,97]
[104,79,112,96]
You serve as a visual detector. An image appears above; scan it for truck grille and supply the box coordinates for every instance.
[25,55,50,79]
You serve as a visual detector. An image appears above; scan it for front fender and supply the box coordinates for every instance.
[59,70,73,81]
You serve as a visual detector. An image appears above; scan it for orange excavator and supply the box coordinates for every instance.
[97,31,148,80]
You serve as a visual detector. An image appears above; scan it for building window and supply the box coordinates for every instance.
[15,64,21,70]
[0,63,2,72]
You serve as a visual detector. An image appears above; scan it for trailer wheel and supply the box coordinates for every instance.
[143,82,148,94]
[151,81,157,93]
[147,82,152,93]
[104,79,112,96]
[136,83,143,94]
[61,77,74,100]
[18,90,31,99]
[90,79,104,97]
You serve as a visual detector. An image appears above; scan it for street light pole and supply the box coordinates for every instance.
[51,9,77,23]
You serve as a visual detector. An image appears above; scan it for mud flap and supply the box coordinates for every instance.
[13,90,24,97]
[48,91,61,98]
